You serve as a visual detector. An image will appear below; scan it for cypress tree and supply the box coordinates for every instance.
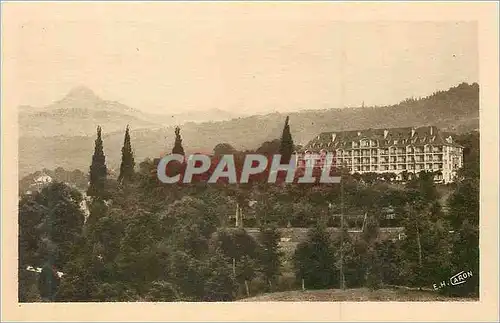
[172,126,185,155]
[87,126,107,198]
[279,116,294,164]
[118,125,135,184]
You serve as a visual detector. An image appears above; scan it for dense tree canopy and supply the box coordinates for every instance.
[18,129,480,301]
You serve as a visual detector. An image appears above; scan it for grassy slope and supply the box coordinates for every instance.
[238,287,475,302]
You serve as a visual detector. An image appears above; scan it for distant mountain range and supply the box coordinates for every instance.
[18,86,244,137]
[18,82,479,177]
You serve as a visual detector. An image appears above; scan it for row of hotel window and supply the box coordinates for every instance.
[333,147,442,156]
[348,164,443,172]
[298,159,460,170]
[309,141,439,149]
[335,156,444,163]
[299,156,445,163]
[302,147,464,157]
[353,138,437,148]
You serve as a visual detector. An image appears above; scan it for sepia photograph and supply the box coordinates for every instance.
[1,1,499,321]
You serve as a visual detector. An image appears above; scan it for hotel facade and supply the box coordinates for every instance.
[299,126,464,184]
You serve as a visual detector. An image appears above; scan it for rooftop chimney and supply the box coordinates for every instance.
[383,129,389,139]
[430,126,433,136]
[331,133,337,142]
[411,127,416,137]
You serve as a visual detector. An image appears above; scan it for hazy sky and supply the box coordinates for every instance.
[3,3,478,114]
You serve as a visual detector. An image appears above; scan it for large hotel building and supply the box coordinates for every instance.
[299,126,464,184]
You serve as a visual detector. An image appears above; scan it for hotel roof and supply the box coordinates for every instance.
[302,126,463,152]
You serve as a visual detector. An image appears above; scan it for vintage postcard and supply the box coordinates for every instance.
[1,1,499,321]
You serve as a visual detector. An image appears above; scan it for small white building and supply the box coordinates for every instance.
[34,174,53,184]
[29,173,54,192]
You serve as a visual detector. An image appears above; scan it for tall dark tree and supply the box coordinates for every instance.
[293,224,338,289]
[38,261,61,302]
[455,131,480,180]
[87,126,107,198]
[19,196,48,302]
[35,182,86,267]
[19,197,47,268]
[279,116,294,164]
[203,247,238,301]
[118,125,135,184]
[447,175,479,296]
[400,175,453,290]
[17,183,86,301]
[258,226,283,290]
[172,126,185,156]
[447,177,479,229]
[361,213,382,290]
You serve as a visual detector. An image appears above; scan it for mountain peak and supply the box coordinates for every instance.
[63,85,101,102]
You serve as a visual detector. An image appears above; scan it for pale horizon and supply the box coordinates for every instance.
[16,80,479,116]
[3,3,478,115]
